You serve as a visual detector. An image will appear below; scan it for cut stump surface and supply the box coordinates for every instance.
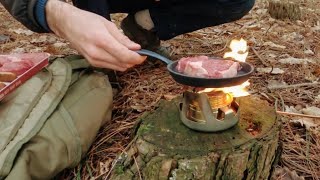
[268,0,301,20]
[110,96,281,180]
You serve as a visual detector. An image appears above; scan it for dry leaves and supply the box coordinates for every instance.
[9,28,33,36]
[279,57,316,65]
[267,80,288,89]
[284,106,320,130]
[263,41,286,49]
[272,167,305,180]
[0,34,9,44]
[99,159,113,175]
[1,0,320,179]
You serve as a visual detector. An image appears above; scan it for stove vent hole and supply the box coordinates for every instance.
[217,108,225,120]
[179,103,183,111]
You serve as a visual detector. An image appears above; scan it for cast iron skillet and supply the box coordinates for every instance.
[136,49,254,88]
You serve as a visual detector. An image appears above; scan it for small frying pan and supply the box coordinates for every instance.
[136,49,254,88]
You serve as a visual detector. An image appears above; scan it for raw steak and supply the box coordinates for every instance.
[0,60,33,75]
[0,56,12,66]
[176,56,241,78]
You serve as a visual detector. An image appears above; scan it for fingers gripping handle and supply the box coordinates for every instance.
[135,49,172,64]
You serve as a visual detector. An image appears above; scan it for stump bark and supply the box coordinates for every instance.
[110,96,281,180]
[268,0,301,20]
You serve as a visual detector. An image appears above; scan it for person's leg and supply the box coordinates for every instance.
[150,0,255,40]
[108,0,255,40]
[107,0,154,14]
[72,0,255,54]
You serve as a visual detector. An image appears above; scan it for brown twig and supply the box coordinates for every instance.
[212,40,229,54]
[104,136,138,180]
[277,111,320,119]
[133,155,142,180]
[269,82,320,90]
[250,47,269,66]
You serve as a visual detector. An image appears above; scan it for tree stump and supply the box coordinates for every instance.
[268,0,301,20]
[110,96,281,180]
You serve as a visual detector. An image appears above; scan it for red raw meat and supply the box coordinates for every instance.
[20,59,34,67]
[0,56,12,66]
[176,56,241,78]
[0,54,34,75]
[0,61,33,75]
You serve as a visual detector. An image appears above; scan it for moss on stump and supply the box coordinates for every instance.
[110,96,281,180]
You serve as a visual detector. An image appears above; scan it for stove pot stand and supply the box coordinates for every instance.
[179,90,239,132]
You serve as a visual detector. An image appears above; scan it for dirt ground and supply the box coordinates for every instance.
[0,0,320,179]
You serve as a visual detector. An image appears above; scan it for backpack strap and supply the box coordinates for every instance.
[0,58,72,177]
[0,70,52,153]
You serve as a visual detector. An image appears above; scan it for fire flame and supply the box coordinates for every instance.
[223,38,248,62]
[199,81,250,97]
[200,38,251,97]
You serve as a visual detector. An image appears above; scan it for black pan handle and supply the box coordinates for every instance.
[135,49,172,64]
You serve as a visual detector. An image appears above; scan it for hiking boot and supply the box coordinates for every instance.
[120,14,172,59]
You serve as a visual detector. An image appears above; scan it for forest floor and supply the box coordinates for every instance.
[1,0,320,179]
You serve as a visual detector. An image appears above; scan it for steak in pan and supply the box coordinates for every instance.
[176,56,241,78]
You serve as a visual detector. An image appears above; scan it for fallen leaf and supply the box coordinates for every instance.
[256,67,284,74]
[255,9,268,15]
[311,25,320,32]
[291,118,319,130]
[281,32,304,42]
[272,167,305,180]
[11,47,26,53]
[31,35,48,43]
[279,57,315,65]
[10,28,33,36]
[304,49,314,55]
[295,104,304,111]
[267,80,287,89]
[285,105,301,113]
[0,34,10,44]
[131,105,145,112]
[304,75,318,82]
[263,41,286,49]
[99,159,113,175]
[213,28,223,33]
[267,53,277,58]
[302,106,320,116]
[53,42,68,48]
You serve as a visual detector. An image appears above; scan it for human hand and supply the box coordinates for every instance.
[46,0,146,71]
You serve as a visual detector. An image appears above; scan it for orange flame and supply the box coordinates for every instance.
[200,38,250,97]
[223,38,248,62]
[199,80,250,97]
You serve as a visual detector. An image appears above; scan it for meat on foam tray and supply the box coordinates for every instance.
[0,53,49,101]
[176,56,241,78]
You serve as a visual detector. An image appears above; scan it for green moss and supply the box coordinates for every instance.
[139,96,277,157]
[142,157,164,179]
[111,96,280,180]
[137,123,153,136]
[115,165,125,175]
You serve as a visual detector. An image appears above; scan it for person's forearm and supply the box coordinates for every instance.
[38,0,145,71]
[45,0,73,37]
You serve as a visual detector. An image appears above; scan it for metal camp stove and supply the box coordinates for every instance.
[179,89,240,132]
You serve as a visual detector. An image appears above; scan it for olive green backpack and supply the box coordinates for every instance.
[0,56,113,180]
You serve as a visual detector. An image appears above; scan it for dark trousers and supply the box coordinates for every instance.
[73,0,255,40]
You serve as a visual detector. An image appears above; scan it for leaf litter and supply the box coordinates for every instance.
[1,0,320,179]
